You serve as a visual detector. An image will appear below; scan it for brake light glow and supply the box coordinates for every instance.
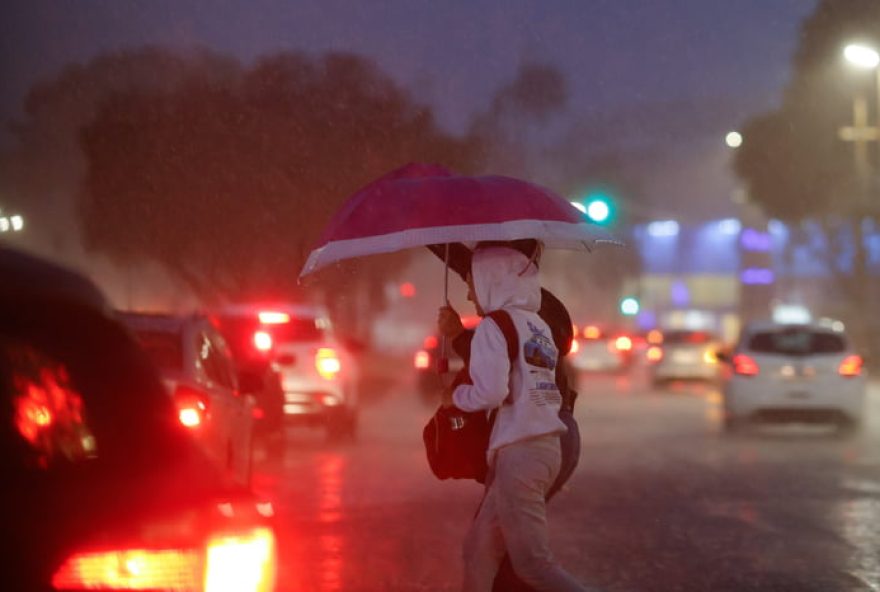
[703,350,718,364]
[315,348,341,380]
[52,548,203,590]
[733,354,759,376]
[179,408,202,428]
[174,386,208,429]
[568,338,580,355]
[258,311,290,325]
[646,346,663,362]
[253,331,273,352]
[647,329,663,344]
[205,527,276,592]
[838,355,863,377]
[414,350,431,369]
[584,325,601,339]
[614,336,633,351]
[423,335,438,349]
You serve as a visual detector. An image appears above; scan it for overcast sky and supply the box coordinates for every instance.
[1,0,819,216]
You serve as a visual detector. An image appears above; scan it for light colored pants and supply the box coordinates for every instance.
[462,434,589,592]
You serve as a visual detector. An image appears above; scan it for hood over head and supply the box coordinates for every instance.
[471,246,541,314]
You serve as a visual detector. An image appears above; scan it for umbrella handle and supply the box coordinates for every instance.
[438,243,450,375]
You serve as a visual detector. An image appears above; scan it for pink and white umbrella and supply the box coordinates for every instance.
[299,163,621,279]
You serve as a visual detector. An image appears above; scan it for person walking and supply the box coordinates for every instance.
[439,242,591,592]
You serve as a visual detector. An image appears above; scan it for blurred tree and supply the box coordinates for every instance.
[52,50,481,322]
[734,0,880,349]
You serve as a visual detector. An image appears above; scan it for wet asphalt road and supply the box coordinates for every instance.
[253,366,880,592]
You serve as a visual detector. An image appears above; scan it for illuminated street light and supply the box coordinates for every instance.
[586,199,610,224]
[844,43,880,69]
[725,131,743,149]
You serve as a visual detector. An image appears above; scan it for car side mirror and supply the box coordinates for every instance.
[237,370,264,395]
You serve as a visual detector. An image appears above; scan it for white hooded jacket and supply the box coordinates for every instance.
[452,246,567,461]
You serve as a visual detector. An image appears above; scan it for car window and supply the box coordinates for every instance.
[267,318,327,343]
[196,331,236,390]
[747,329,847,356]
[128,329,184,372]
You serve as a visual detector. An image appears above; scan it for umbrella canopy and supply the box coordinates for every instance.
[299,163,621,278]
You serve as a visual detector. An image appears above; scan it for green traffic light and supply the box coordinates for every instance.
[620,297,640,316]
[584,193,613,224]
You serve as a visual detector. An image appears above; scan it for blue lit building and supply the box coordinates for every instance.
[628,217,880,341]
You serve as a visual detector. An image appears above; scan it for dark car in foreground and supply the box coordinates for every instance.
[0,248,277,592]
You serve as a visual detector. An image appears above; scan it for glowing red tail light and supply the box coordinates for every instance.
[258,311,289,325]
[414,350,431,369]
[205,527,276,592]
[52,527,276,592]
[52,548,203,590]
[253,331,273,353]
[733,354,760,376]
[423,335,439,349]
[646,346,663,362]
[315,348,341,380]
[838,355,863,377]
[174,386,209,429]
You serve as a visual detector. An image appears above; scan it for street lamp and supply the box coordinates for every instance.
[844,43,880,69]
[842,43,880,179]
[725,131,743,149]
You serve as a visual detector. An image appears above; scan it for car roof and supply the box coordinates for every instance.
[742,320,846,335]
[218,302,329,319]
[117,310,206,334]
[0,247,109,314]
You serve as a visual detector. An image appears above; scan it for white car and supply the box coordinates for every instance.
[218,304,361,440]
[118,312,256,486]
[721,321,866,432]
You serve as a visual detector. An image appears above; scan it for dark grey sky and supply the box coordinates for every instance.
[1,0,819,217]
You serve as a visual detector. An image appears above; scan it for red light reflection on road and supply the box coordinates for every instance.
[317,453,346,591]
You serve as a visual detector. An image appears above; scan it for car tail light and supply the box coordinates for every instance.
[174,386,209,429]
[568,338,580,355]
[258,311,290,325]
[253,331,273,353]
[733,354,759,376]
[52,528,276,592]
[613,336,632,352]
[423,335,438,349]
[414,350,431,369]
[205,527,276,592]
[315,348,341,380]
[647,329,663,344]
[703,349,718,364]
[53,548,203,590]
[838,355,863,377]
[584,325,601,339]
[646,346,663,362]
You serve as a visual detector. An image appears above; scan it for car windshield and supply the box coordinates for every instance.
[128,329,184,371]
[748,329,847,356]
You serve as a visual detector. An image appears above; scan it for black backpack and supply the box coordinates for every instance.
[422,310,522,484]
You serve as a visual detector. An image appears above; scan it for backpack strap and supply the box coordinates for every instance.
[486,309,518,363]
